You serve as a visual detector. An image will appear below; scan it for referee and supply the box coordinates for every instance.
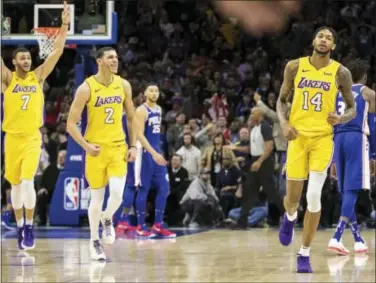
[236,107,284,228]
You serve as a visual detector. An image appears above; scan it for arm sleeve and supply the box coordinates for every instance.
[260,122,274,141]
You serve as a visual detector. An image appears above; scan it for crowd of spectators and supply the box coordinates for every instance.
[1,0,376,229]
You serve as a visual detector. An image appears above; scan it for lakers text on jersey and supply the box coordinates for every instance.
[3,72,43,185]
[286,57,340,180]
[82,75,128,189]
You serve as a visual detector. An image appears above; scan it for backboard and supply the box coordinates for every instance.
[1,0,117,45]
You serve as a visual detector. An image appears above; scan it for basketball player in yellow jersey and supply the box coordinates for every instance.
[67,47,167,260]
[276,27,356,273]
[1,1,70,251]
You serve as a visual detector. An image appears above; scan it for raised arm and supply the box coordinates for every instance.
[276,59,298,124]
[1,57,12,86]
[335,65,356,123]
[34,1,70,81]
[362,86,375,113]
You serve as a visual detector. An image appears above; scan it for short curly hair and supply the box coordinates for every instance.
[345,59,370,83]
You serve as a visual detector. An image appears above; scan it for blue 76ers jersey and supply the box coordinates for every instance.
[334,84,370,192]
[132,104,169,189]
[142,104,162,151]
[335,84,369,135]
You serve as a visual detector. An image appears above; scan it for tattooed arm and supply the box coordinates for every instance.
[335,65,356,124]
[277,59,299,140]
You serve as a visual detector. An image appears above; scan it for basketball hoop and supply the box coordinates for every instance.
[32,27,60,59]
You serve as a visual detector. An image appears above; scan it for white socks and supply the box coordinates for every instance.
[299,245,310,257]
[89,188,105,240]
[286,211,297,221]
[17,219,24,228]
[103,176,126,220]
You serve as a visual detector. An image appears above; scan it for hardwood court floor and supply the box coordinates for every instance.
[1,227,375,282]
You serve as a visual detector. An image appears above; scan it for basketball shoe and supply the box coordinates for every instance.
[22,225,35,250]
[327,238,350,255]
[135,224,155,238]
[297,254,312,273]
[354,241,368,253]
[101,216,115,245]
[17,226,24,250]
[115,221,135,235]
[152,223,176,238]
[90,239,106,261]
[279,213,296,246]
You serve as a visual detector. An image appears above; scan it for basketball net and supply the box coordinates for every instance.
[32,27,60,59]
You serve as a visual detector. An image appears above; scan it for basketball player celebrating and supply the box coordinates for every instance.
[277,27,356,273]
[1,1,70,250]
[67,48,167,260]
[327,59,375,255]
[119,84,176,238]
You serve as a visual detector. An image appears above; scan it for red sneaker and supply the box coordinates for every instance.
[115,221,133,235]
[152,223,176,238]
[135,225,155,238]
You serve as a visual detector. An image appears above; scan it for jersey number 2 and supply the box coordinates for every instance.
[302,91,322,112]
[21,95,30,110]
[105,107,114,124]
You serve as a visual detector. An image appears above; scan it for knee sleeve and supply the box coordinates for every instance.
[11,184,23,210]
[306,171,327,213]
[341,190,358,219]
[109,176,126,205]
[22,179,36,209]
[89,188,105,212]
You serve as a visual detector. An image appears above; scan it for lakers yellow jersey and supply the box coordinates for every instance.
[2,72,44,134]
[84,75,126,144]
[289,56,341,137]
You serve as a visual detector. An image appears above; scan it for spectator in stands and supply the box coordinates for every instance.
[195,121,214,151]
[166,154,190,225]
[165,99,183,124]
[235,93,252,123]
[216,154,243,217]
[180,168,221,228]
[201,133,238,187]
[253,91,288,195]
[36,150,66,226]
[225,187,268,228]
[231,127,251,171]
[234,107,283,229]
[166,112,186,156]
[176,133,201,181]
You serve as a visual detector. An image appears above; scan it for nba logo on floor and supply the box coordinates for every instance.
[64,178,80,211]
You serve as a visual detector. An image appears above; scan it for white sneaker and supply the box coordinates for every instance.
[354,241,368,254]
[101,217,115,245]
[327,238,350,255]
[90,239,106,261]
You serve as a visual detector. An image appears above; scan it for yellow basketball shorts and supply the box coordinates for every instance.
[286,134,334,180]
[85,142,128,189]
[4,131,42,185]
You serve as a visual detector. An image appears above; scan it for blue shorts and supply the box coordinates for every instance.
[132,149,169,190]
[334,132,370,192]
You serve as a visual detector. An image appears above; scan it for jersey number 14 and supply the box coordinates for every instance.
[302,91,322,112]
